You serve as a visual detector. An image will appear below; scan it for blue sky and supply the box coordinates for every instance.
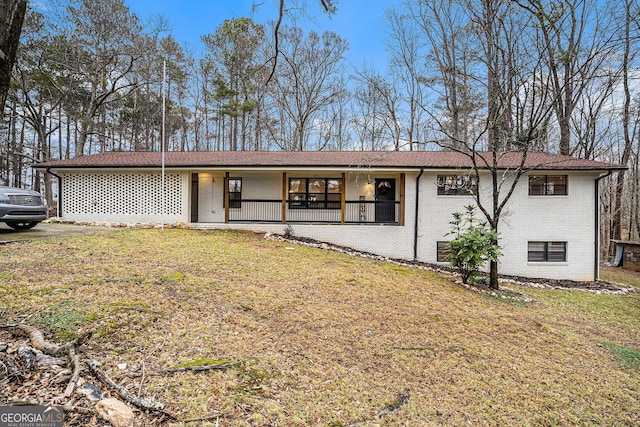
[124,0,397,71]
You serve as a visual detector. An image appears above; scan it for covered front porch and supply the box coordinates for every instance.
[191,171,406,226]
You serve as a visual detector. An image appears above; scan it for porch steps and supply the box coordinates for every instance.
[187,223,225,230]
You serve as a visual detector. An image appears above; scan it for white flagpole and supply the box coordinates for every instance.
[161,60,166,230]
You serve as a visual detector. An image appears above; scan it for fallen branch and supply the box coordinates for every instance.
[345,389,411,427]
[0,322,21,328]
[159,359,247,374]
[62,403,94,416]
[392,346,431,351]
[137,331,167,398]
[7,324,91,356]
[115,359,247,378]
[377,389,410,417]
[12,324,61,355]
[113,305,162,315]
[181,411,229,423]
[86,358,176,420]
[63,347,81,398]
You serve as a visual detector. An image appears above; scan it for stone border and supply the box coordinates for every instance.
[265,233,635,296]
[45,217,189,229]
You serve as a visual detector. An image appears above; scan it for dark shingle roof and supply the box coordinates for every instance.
[34,150,625,171]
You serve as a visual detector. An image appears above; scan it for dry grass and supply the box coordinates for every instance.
[1,229,639,426]
[602,265,640,288]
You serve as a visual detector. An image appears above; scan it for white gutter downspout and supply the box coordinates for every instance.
[413,168,424,261]
[46,167,62,217]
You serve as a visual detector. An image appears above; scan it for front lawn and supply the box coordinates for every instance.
[1,229,638,426]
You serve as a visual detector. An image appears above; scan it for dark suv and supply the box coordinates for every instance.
[0,186,48,229]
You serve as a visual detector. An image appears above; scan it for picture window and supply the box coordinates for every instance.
[289,178,342,209]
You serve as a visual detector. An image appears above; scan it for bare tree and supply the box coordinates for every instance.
[266,0,337,85]
[516,0,618,156]
[385,7,428,150]
[13,13,64,206]
[49,0,145,156]
[416,0,555,288]
[410,0,482,148]
[271,26,348,151]
[351,70,388,151]
[612,0,640,241]
[352,67,403,150]
[312,74,352,150]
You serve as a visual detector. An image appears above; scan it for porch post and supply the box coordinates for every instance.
[224,172,229,223]
[400,173,405,226]
[282,172,287,223]
[341,172,346,225]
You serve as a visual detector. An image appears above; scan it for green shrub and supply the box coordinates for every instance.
[447,205,501,285]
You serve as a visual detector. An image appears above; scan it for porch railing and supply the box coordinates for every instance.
[227,199,282,223]
[344,200,399,224]
[227,199,400,225]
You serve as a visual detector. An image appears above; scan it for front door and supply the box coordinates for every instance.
[190,173,198,222]
[375,178,396,223]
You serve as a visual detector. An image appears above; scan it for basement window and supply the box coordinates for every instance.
[527,241,567,262]
[437,241,451,262]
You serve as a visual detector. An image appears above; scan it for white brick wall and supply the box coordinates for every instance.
[416,170,598,281]
[496,172,597,281]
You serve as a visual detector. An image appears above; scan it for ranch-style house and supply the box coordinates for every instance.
[35,150,624,282]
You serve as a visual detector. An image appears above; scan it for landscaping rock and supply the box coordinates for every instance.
[77,383,104,401]
[96,398,135,427]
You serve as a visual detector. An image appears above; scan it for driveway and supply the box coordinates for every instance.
[0,222,115,244]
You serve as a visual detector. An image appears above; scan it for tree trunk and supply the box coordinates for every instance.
[558,115,572,156]
[76,123,89,157]
[612,0,633,240]
[0,0,26,118]
[489,260,499,289]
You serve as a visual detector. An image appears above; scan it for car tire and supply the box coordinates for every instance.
[6,221,39,230]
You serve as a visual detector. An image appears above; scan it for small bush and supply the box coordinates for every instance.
[283,224,294,238]
[447,205,501,285]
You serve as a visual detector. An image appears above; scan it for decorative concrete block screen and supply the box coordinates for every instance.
[63,172,183,216]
